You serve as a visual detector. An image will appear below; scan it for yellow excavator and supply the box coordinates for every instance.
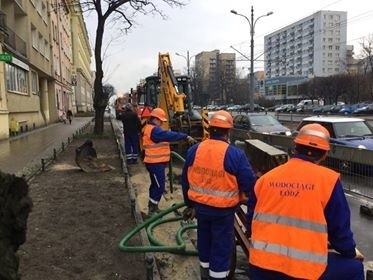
[138,53,206,146]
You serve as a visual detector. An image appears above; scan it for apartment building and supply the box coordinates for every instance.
[49,0,73,121]
[195,50,235,105]
[264,10,347,102]
[70,3,93,113]
[0,0,92,139]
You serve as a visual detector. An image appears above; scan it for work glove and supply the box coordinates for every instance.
[182,207,196,221]
[186,136,197,145]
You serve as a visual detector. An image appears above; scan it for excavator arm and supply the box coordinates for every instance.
[158,53,186,122]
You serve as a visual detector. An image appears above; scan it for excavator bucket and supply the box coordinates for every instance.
[75,140,114,173]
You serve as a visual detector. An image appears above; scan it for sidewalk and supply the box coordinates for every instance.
[0,117,92,176]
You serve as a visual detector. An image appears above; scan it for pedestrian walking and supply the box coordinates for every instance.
[143,107,196,216]
[181,110,257,280]
[247,123,364,280]
[120,103,141,164]
[66,109,73,125]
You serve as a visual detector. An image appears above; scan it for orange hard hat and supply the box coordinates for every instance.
[294,123,330,151]
[209,110,233,129]
[151,108,167,122]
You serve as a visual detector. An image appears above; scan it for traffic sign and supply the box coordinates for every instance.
[0,53,12,63]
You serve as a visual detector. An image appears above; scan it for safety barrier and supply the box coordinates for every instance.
[246,131,373,200]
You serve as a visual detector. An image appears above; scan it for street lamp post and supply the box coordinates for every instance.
[231,6,273,112]
[175,51,195,77]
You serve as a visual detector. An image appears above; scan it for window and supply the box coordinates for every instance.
[31,26,38,50]
[31,71,38,94]
[5,63,29,94]
[44,40,50,59]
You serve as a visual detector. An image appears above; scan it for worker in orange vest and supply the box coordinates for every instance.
[247,123,364,280]
[143,108,196,216]
[182,110,257,280]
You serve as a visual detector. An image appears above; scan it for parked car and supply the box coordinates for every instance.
[312,104,334,114]
[275,104,295,113]
[294,116,373,175]
[339,103,368,115]
[230,113,291,144]
[294,116,373,150]
[352,103,373,115]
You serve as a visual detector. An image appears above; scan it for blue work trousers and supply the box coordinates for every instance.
[145,163,166,204]
[197,211,235,279]
[249,252,364,280]
[124,133,139,162]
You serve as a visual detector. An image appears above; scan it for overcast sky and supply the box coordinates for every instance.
[84,0,373,94]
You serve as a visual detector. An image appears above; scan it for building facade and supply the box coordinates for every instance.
[70,3,93,113]
[264,10,348,102]
[0,0,92,140]
[195,50,235,105]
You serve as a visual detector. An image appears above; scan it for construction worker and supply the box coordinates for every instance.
[247,123,364,280]
[120,103,141,164]
[181,110,257,280]
[143,107,196,215]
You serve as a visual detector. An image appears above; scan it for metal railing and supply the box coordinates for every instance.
[0,11,6,34]
[245,132,373,200]
[4,26,27,57]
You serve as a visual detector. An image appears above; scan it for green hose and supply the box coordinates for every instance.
[119,202,198,255]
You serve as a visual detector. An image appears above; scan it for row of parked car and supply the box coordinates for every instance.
[271,102,373,115]
[228,113,373,150]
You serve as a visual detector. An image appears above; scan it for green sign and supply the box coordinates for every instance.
[0,53,12,63]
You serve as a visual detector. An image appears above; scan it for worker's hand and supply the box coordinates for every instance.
[186,136,197,145]
[239,192,249,204]
[355,248,364,261]
[182,207,196,221]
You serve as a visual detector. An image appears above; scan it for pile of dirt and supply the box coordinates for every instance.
[18,122,146,280]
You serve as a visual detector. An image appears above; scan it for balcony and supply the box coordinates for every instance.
[4,26,27,57]
[0,11,6,34]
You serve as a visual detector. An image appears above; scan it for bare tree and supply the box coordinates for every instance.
[360,35,373,100]
[80,0,186,134]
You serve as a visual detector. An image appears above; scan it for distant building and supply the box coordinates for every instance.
[264,10,348,102]
[195,50,235,105]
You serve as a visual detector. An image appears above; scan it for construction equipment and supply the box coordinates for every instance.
[114,95,127,120]
[136,53,204,143]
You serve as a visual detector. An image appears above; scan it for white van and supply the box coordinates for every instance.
[296,99,323,112]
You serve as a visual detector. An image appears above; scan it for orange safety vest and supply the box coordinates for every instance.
[187,139,239,208]
[142,124,170,163]
[249,157,340,279]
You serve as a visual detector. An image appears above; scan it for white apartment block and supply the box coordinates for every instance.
[264,10,347,79]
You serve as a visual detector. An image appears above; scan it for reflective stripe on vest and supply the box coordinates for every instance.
[250,239,328,264]
[189,184,239,198]
[249,157,339,279]
[187,139,239,207]
[254,212,327,233]
[143,124,170,163]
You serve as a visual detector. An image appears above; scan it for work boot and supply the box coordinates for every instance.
[200,266,209,280]
[148,201,160,216]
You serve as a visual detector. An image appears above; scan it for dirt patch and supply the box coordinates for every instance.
[18,123,146,280]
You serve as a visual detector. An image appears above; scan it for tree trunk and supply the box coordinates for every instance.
[94,107,105,134]
[93,17,106,135]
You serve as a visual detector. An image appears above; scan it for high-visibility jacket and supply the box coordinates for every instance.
[143,124,170,163]
[250,157,340,279]
[187,139,239,208]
